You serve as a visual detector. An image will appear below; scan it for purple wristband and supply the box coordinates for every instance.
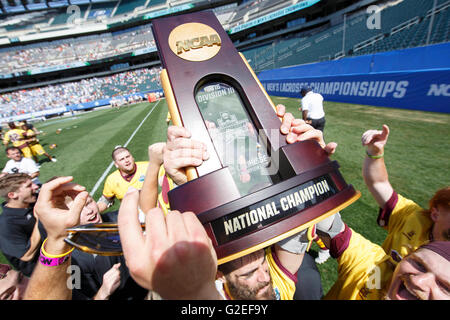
[39,250,71,266]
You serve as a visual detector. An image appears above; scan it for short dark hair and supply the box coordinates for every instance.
[111,146,130,161]
[7,122,15,129]
[5,146,20,154]
[300,87,312,97]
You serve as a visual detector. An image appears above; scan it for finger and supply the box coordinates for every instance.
[145,207,169,253]
[276,104,286,118]
[167,137,205,152]
[173,148,205,162]
[166,211,191,259]
[291,118,305,127]
[296,129,325,148]
[324,142,338,155]
[53,183,86,199]
[280,112,294,135]
[290,123,315,135]
[167,126,191,142]
[182,211,210,244]
[67,191,89,227]
[381,124,389,139]
[166,156,202,170]
[182,211,217,263]
[118,188,145,263]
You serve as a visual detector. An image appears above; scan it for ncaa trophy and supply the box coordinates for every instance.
[152,11,360,265]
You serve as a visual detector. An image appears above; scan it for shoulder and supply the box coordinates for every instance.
[3,159,14,168]
[106,170,120,182]
[21,157,36,165]
[136,161,149,168]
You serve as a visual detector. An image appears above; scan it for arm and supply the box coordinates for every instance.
[20,220,41,262]
[29,171,39,180]
[93,263,121,300]
[273,243,304,275]
[24,176,88,300]
[118,188,221,300]
[273,104,340,272]
[302,110,308,121]
[139,142,165,213]
[361,124,394,208]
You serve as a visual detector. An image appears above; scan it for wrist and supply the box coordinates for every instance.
[366,150,384,159]
[44,236,73,256]
[94,286,110,300]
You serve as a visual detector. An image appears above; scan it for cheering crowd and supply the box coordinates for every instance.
[0,25,155,75]
[0,99,448,300]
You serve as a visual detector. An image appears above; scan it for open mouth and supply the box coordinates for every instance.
[396,280,423,300]
[87,214,100,223]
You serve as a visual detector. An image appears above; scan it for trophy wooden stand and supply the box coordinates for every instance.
[152,11,360,264]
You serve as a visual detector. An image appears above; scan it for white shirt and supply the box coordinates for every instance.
[2,157,41,184]
[301,91,325,119]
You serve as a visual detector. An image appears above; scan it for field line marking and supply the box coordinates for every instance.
[90,100,162,196]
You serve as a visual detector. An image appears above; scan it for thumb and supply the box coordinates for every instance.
[381,124,389,139]
[324,142,337,155]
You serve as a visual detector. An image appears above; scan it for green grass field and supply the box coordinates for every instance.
[1,98,449,296]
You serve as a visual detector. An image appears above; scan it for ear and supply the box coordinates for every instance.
[114,163,119,169]
[216,270,226,282]
[430,207,439,223]
[7,191,17,200]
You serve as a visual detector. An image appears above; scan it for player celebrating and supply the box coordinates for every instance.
[97,146,148,213]
[21,123,57,163]
[2,122,32,159]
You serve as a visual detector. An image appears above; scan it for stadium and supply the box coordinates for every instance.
[0,0,449,301]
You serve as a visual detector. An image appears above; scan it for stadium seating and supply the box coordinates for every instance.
[0,67,162,118]
[0,23,155,74]
[114,0,149,16]
[242,0,449,72]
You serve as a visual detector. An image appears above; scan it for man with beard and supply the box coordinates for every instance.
[97,146,149,213]
[0,173,45,276]
[216,247,294,300]
[361,125,449,260]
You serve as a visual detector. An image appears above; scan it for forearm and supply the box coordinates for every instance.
[24,238,73,300]
[302,110,308,121]
[273,243,304,275]
[139,162,161,213]
[93,286,111,300]
[30,172,39,179]
[20,221,42,262]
